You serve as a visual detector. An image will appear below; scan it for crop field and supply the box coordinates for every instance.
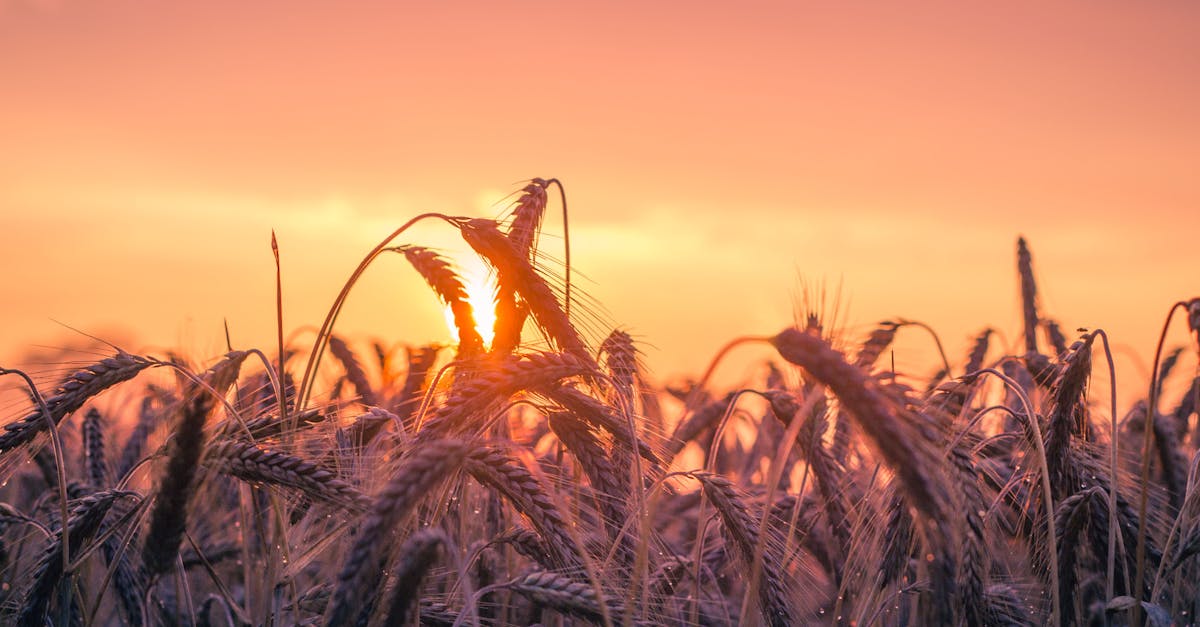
[0,179,1197,626]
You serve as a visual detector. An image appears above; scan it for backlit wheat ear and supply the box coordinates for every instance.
[0,352,158,457]
[506,178,550,258]
[1127,400,1188,514]
[492,527,556,570]
[393,245,486,357]
[765,389,850,570]
[497,178,552,354]
[1054,486,1105,625]
[396,344,440,425]
[117,396,159,482]
[770,328,949,525]
[326,438,470,627]
[948,443,989,626]
[460,218,592,365]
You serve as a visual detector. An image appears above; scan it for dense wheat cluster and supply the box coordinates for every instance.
[0,179,1197,626]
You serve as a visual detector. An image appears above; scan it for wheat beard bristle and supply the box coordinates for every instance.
[140,389,215,580]
[325,438,470,627]
[395,246,486,357]
[418,351,595,439]
[459,218,592,365]
[691,471,794,627]
[19,490,134,627]
[769,327,956,624]
[382,529,449,626]
[0,352,157,457]
[463,444,583,569]
[547,412,633,563]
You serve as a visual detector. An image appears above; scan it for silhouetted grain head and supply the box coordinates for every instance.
[855,320,901,368]
[140,387,216,579]
[464,444,583,569]
[965,327,994,374]
[544,383,660,465]
[1054,486,1105,625]
[382,528,449,626]
[600,329,638,417]
[770,328,950,525]
[0,352,157,457]
[394,246,486,357]
[1043,319,1069,357]
[420,351,595,439]
[117,395,159,481]
[1044,334,1093,495]
[205,438,370,511]
[692,472,794,626]
[505,178,550,259]
[82,408,110,489]
[19,490,134,627]
[327,334,378,406]
[548,413,628,537]
[326,438,470,626]
[770,327,957,624]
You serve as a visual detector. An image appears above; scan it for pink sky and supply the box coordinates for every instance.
[2,1,1198,402]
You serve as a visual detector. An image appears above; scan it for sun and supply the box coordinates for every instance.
[443,255,497,349]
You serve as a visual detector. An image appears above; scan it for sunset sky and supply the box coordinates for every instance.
[2,1,1198,401]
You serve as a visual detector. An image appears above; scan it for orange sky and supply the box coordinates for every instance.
[2,1,1198,403]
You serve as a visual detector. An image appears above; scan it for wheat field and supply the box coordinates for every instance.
[0,179,1197,626]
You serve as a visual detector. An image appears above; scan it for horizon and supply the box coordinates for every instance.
[2,1,1198,405]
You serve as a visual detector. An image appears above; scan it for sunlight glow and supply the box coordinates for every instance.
[443,255,498,350]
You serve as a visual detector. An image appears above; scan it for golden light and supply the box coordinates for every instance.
[443,255,498,350]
